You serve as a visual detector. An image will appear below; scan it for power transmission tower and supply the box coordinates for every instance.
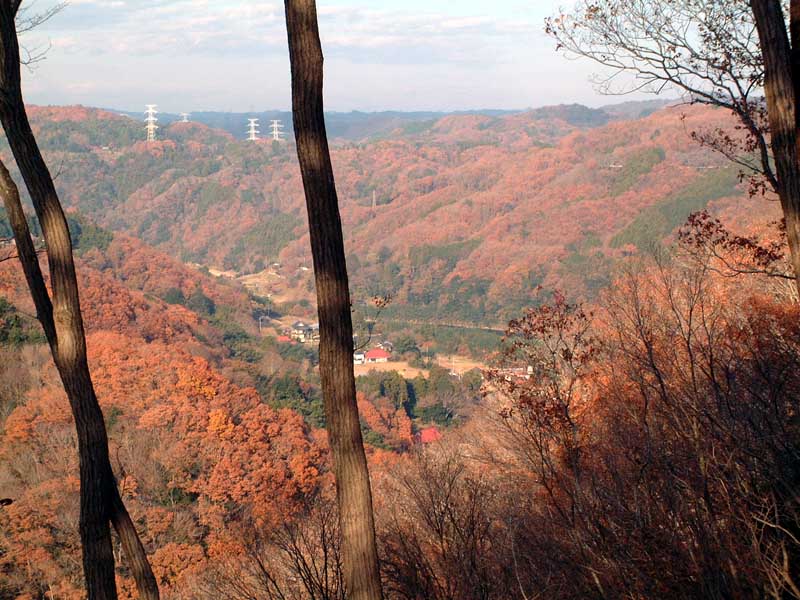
[180,112,190,123]
[144,105,158,142]
[270,119,285,141]
[247,118,260,141]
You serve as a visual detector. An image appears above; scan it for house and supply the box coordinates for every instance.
[290,321,319,343]
[353,352,366,365]
[276,335,292,343]
[365,348,391,363]
[290,321,310,342]
[494,365,534,382]
[417,426,442,444]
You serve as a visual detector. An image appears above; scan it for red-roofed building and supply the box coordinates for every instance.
[365,348,391,363]
[276,335,292,343]
[417,426,442,444]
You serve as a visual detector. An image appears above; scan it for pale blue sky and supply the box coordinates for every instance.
[19,0,625,112]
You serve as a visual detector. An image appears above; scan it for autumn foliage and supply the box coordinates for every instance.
[19,101,775,325]
[2,103,799,599]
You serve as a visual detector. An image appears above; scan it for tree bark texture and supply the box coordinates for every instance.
[752,0,800,297]
[0,2,159,599]
[283,2,383,599]
[790,0,800,127]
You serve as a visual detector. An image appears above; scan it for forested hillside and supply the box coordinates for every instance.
[0,203,484,597]
[3,0,800,595]
[0,98,797,599]
[2,199,794,598]
[0,99,789,599]
[12,101,771,327]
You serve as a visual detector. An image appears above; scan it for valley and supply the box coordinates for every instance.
[2,1,798,597]
[0,98,786,599]
[18,100,769,334]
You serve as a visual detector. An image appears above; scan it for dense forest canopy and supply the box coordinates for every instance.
[0,95,792,599]
[2,0,800,598]
[9,101,769,326]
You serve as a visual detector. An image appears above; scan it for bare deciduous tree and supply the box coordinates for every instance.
[546,0,800,296]
[199,495,345,600]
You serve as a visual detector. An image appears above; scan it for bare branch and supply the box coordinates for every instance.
[546,0,775,194]
[0,245,45,263]
[15,1,66,67]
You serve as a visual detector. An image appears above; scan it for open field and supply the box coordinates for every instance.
[238,269,315,305]
[435,354,486,375]
[354,361,429,379]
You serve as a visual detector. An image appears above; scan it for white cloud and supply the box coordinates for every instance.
[27,1,535,60]
[19,0,617,111]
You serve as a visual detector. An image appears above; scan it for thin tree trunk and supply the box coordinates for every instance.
[0,3,159,599]
[752,0,800,298]
[283,2,383,599]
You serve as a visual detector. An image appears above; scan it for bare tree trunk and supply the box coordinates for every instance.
[744,10,800,586]
[283,2,383,599]
[0,3,158,599]
[752,0,800,298]
[790,0,800,123]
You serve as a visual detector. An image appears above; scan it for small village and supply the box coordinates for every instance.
[278,319,396,366]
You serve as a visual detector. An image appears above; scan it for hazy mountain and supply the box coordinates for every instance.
[107,101,632,143]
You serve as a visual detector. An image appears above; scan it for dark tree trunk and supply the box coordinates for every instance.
[747,10,800,590]
[752,0,800,297]
[0,3,159,599]
[283,2,383,599]
[791,1,800,124]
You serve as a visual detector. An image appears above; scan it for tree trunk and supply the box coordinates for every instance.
[792,0,800,130]
[283,2,383,599]
[752,0,800,297]
[747,10,800,590]
[0,3,159,599]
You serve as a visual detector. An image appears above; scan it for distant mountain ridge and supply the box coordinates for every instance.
[104,100,662,142]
